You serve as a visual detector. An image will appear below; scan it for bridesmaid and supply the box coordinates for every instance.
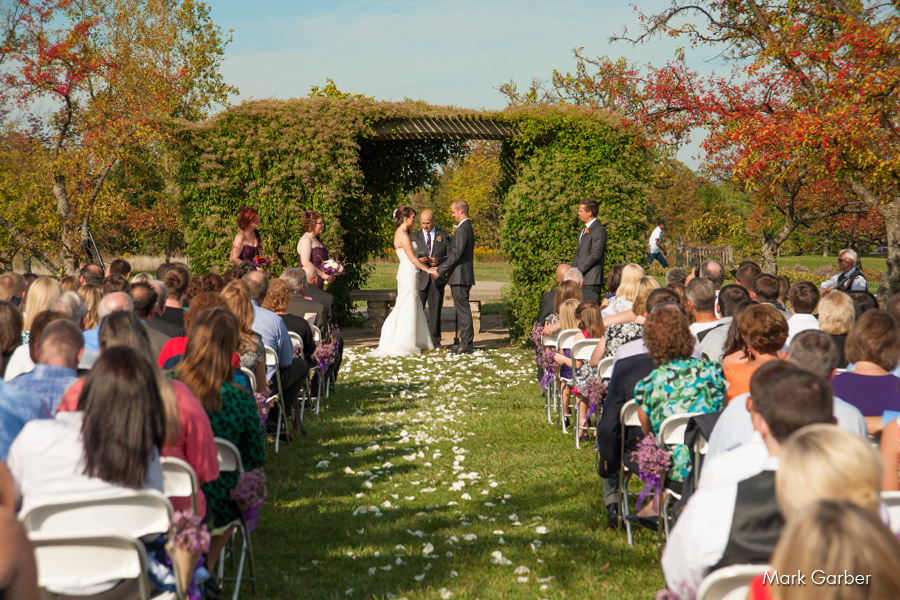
[230,207,261,265]
[297,210,332,289]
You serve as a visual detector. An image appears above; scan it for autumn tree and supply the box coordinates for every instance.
[0,0,235,272]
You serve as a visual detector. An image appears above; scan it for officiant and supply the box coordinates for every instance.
[412,209,450,348]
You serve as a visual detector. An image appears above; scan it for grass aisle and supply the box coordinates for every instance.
[252,347,663,600]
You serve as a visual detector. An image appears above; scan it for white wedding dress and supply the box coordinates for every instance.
[374,244,435,356]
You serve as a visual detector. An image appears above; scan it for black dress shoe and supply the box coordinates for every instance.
[606,504,619,530]
[625,514,659,532]
[454,347,474,354]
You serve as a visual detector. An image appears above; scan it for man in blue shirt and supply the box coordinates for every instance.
[11,320,81,413]
[244,271,310,429]
[0,377,51,460]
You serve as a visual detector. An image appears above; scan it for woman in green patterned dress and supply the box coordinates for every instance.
[173,307,266,575]
[633,302,726,515]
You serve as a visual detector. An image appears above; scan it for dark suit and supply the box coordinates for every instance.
[572,218,607,296]
[437,219,475,350]
[140,321,170,361]
[287,293,327,334]
[305,287,334,324]
[411,226,450,347]
[148,315,184,338]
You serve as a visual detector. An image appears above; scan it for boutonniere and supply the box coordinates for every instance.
[585,228,590,234]
[436,235,442,242]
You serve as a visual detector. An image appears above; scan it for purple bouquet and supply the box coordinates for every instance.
[582,376,608,421]
[313,325,341,373]
[530,322,544,351]
[630,434,672,508]
[253,385,272,430]
[320,259,344,290]
[536,348,556,391]
[170,509,211,554]
[230,468,268,533]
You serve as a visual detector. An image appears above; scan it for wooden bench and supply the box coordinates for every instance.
[349,289,485,334]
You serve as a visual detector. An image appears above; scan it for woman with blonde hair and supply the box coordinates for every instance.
[571,301,605,441]
[220,280,265,391]
[21,277,62,343]
[602,263,645,319]
[551,298,581,428]
[596,276,661,358]
[817,290,855,368]
[77,283,102,331]
[542,280,583,334]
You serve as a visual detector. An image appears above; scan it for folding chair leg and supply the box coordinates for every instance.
[316,375,322,414]
[575,402,581,449]
[546,384,552,424]
[274,400,282,454]
[231,525,247,600]
[244,523,257,594]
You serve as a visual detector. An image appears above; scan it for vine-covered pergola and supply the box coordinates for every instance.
[173,99,652,334]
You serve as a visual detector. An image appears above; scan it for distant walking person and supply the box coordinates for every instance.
[572,199,607,298]
[432,201,475,354]
[647,222,668,268]
[411,209,450,348]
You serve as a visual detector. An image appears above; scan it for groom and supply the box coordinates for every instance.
[430,200,475,354]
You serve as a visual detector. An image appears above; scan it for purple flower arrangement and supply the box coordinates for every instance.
[630,434,672,508]
[230,468,268,533]
[252,255,270,269]
[536,348,556,391]
[170,509,211,555]
[313,325,340,373]
[582,376,608,421]
[253,385,272,430]
[530,322,544,351]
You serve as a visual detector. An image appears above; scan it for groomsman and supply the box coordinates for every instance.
[432,201,476,354]
[411,210,450,348]
[572,199,607,298]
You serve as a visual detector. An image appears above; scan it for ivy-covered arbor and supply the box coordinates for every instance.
[173,99,652,333]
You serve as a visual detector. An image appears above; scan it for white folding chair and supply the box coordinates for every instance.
[693,430,710,488]
[619,400,642,546]
[696,564,770,600]
[214,438,256,600]
[239,367,257,394]
[555,328,581,433]
[160,457,200,515]
[571,338,603,449]
[29,533,161,600]
[881,491,900,534]
[596,356,615,380]
[657,412,703,554]
[309,324,334,404]
[288,331,302,350]
[540,331,560,424]
[264,346,288,452]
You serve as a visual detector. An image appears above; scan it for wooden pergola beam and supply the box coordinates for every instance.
[371,117,553,141]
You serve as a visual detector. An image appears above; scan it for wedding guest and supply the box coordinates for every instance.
[0,272,26,306]
[775,274,790,306]
[146,278,184,338]
[82,291,134,354]
[666,268,688,286]
[207,273,225,292]
[602,289,684,368]
[666,281,692,318]
[297,210,332,290]
[128,282,171,359]
[831,310,900,434]
[78,263,103,286]
[157,292,230,369]
[542,280,583,334]
[849,289,878,319]
[686,278,719,336]
[263,279,314,365]
[9,320,81,412]
[603,264,624,305]
[106,258,131,279]
[538,264,572,325]
[100,274,129,296]
[753,274,791,317]
[734,260,762,292]
[20,277,61,344]
[569,301,605,441]
[0,301,21,379]
[60,275,78,292]
[0,506,39,598]
[721,304,788,401]
[551,298,580,426]
[159,263,190,330]
[3,310,65,381]
[0,374,50,461]
[77,283,101,331]
[602,263,644,319]
[230,206,262,266]
[280,267,327,333]
[221,280,266,393]
[596,277,661,358]
[816,289,854,368]
[185,275,214,306]
[572,199,607,298]
[564,267,600,303]
[173,308,265,571]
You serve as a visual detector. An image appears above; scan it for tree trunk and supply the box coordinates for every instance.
[822,237,829,257]
[879,200,900,297]
[760,219,795,275]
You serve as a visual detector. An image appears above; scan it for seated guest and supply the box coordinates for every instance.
[147,279,184,338]
[551,298,580,425]
[0,301,22,379]
[48,291,88,332]
[666,281,691,317]
[0,272,26,306]
[703,332,866,480]
[0,375,50,460]
[243,271,309,417]
[595,277,661,358]
[81,291,134,354]
[634,305,726,491]
[699,260,725,292]
[9,320,81,412]
[305,281,335,325]
[602,263,645,319]
[541,280,582,334]
[77,283,101,331]
[775,274,790,307]
[7,346,165,516]
[696,285,750,361]
[20,277,62,344]
[734,260,762,292]
[0,506,39,597]
[172,308,265,572]
[661,370,833,597]
[820,248,867,293]
[58,312,218,519]
[604,289,684,368]
[263,279,314,365]
[563,267,599,303]
[666,268,688,286]
[3,310,66,381]
[721,304,788,401]
[816,289,854,368]
[60,276,78,292]
[602,264,624,307]
[106,257,131,279]
[78,263,103,287]
[685,278,718,337]
[221,281,266,393]
[849,289,878,319]
[157,292,234,369]
[280,267,327,333]
[128,282,170,359]
[159,262,190,330]
[784,281,820,347]
[100,274,129,296]
[831,310,900,434]
[185,275,215,306]
[567,301,605,440]
[752,274,791,317]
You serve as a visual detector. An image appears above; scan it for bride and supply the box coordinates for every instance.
[374,206,435,356]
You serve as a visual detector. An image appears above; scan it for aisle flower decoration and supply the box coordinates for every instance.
[168,509,211,597]
[630,434,671,508]
[313,325,340,374]
[320,259,345,290]
[582,376,608,420]
[530,322,544,352]
[230,468,268,533]
[535,348,556,391]
[253,385,272,430]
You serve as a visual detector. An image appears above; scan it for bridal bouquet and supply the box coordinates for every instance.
[253,254,270,270]
[320,259,344,290]
[630,434,671,507]
[230,468,268,533]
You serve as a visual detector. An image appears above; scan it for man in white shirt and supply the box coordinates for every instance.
[662,369,834,598]
[784,281,820,348]
[647,222,668,268]
[820,248,868,293]
[697,285,750,362]
[686,278,719,337]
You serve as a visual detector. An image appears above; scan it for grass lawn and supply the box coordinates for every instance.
[776,254,886,273]
[245,347,664,600]
[364,263,510,289]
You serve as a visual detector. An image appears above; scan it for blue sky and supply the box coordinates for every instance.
[210,0,723,167]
